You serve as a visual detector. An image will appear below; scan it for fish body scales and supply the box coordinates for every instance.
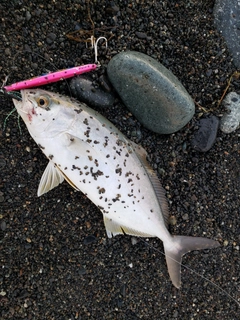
[34,104,168,238]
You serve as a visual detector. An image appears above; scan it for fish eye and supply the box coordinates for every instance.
[36,95,51,110]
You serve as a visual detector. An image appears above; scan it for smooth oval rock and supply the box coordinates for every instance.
[70,76,115,108]
[107,51,195,134]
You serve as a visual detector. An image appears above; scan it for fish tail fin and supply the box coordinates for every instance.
[164,236,220,288]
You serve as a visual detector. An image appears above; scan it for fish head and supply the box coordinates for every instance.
[12,89,76,138]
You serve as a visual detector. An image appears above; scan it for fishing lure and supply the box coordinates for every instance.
[3,64,97,92]
[3,36,107,92]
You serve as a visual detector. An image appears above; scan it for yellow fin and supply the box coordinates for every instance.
[37,161,64,196]
[103,216,124,238]
[56,166,80,191]
[103,216,153,238]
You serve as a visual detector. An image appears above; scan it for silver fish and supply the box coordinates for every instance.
[13,89,220,288]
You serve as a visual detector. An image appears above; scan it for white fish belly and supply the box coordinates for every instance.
[35,115,167,237]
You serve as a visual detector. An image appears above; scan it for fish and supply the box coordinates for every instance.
[12,88,220,288]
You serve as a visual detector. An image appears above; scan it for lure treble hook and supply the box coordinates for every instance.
[86,36,108,64]
[94,36,108,64]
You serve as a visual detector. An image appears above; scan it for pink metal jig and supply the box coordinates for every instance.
[4,64,97,91]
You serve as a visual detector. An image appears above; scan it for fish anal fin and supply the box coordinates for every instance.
[103,216,124,238]
[164,236,220,288]
[103,216,153,238]
[131,141,169,227]
[56,166,80,191]
[37,161,64,196]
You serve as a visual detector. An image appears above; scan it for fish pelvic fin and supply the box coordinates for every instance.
[164,236,220,288]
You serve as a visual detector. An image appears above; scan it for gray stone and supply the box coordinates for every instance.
[135,31,147,39]
[220,92,240,133]
[214,0,240,68]
[70,76,115,108]
[1,220,6,231]
[191,115,219,152]
[0,159,6,169]
[107,51,195,134]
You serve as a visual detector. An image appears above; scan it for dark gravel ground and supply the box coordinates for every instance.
[0,1,240,319]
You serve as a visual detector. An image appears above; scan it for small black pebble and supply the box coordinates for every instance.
[191,115,219,152]
[70,76,115,108]
[83,235,97,245]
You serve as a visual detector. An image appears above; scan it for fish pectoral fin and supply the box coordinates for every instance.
[37,161,64,196]
[103,216,153,238]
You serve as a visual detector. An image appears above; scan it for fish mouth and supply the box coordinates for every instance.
[12,90,35,122]
[12,90,26,110]
[12,96,23,110]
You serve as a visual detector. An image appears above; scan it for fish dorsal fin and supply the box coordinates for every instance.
[131,141,169,227]
[103,216,153,238]
[37,161,64,196]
